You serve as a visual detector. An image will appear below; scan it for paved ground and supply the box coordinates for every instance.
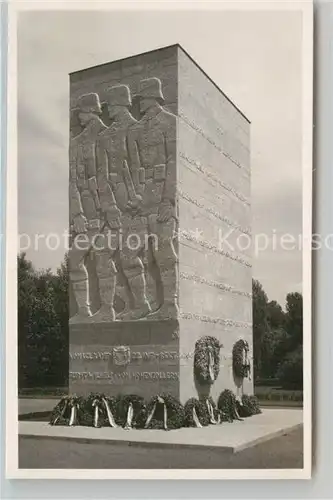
[18,400,303,470]
[19,409,303,452]
[19,426,303,469]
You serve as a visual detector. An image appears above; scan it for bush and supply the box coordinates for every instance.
[276,346,303,389]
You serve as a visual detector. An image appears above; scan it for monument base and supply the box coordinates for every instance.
[69,320,180,400]
[69,317,253,403]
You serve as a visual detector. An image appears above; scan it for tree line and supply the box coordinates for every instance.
[253,280,303,389]
[18,252,69,388]
[17,253,303,390]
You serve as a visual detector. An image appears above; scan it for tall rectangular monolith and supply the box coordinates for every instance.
[68,45,252,402]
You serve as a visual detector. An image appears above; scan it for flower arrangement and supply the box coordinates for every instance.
[48,391,261,430]
[232,339,251,380]
[194,336,223,385]
[240,394,261,416]
[144,393,185,430]
[184,398,210,427]
[79,393,118,428]
[202,396,223,424]
[49,395,84,426]
[115,394,147,429]
[217,389,243,422]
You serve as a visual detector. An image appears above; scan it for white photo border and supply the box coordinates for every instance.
[5,0,313,480]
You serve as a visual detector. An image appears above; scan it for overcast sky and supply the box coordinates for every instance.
[17,9,303,307]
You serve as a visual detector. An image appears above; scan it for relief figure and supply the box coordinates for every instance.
[127,77,179,320]
[68,92,109,323]
[96,84,151,320]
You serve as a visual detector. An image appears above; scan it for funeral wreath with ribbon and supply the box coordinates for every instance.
[184,398,210,428]
[49,395,84,426]
[82,393,118,428]
[232,338,251,380]
[49,390,260,429]
[144,393,185,430]
[217,389,243,422]
[194,336,223,385]
[115,394,147,430]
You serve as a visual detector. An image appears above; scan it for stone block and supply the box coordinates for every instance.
[68,45,252,403]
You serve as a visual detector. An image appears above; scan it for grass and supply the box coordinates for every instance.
[19,387,68,399]
[255,386,303,406]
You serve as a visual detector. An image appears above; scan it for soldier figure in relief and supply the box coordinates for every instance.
[96,85,151,320]
[127,77,179,320]
[69,92,108,323]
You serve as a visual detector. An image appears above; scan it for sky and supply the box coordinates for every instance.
[17,8,303,307]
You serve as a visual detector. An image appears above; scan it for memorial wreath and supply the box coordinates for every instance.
[80,393,118,428]
[194,336,222,385]
[49,395,84,426]
[184,398,210,427]
[237,394,262,417]
[232,339,251,380]
[203,396,224,424]
[144,393,185,430]
[217,389,243,422]
[115,394,147,429]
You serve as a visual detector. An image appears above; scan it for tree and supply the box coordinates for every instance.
[285,292,303,351]
[267,300,286,330]
[260,327,290,379]
[276,345,303,389]
[18,253,69,388]
[252,279,269,378]
[18,252,36,387]
[252,281,300,382]
[51,254,69,386]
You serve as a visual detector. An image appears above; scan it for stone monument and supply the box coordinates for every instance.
[69,45,252,402]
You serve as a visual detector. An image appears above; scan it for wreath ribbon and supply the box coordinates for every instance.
[144,397,168,430]
[233,399,243,421]
[192,406,202,428]
[92,398,117,428]
[208,350,215,382]
[144,402,156,428]
[69,402,80,426]
[206,399,217,424]
[124,402,134,430]
[102,398,117,427]
[245,351,252,381]
[93,401,99,428]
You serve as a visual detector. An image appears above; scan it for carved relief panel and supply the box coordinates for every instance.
[69,78,179,323]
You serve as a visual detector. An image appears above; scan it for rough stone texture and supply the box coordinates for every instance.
[68,45,252,402]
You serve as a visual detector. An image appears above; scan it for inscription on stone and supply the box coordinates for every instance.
[69,371,180,382]
[69,350,194,361]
